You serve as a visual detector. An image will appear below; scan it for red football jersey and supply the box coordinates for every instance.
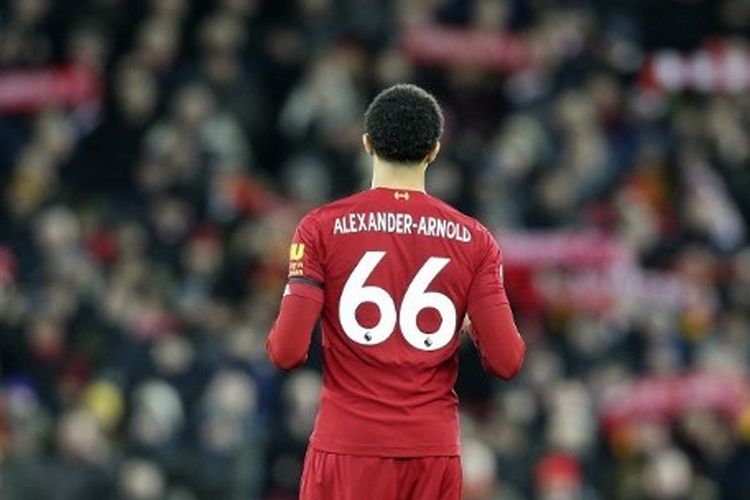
[286,187,508,457]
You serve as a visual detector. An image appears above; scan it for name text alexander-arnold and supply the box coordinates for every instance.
[332,212,471,243]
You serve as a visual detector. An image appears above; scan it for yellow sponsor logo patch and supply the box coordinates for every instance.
[289,243,305,261]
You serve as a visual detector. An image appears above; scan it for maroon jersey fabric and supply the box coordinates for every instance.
[278,187,514,457]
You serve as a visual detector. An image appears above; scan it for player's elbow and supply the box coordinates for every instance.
[501,342,525,380]
[266,341,306,371]
[486,336,526,380]
[273,357,306,371]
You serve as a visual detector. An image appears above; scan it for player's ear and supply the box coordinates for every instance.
[425,141,441,165]
[362,134,374,156]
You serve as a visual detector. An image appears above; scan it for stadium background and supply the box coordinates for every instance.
[2,0,750,498]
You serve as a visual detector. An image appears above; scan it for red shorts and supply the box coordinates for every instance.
[299,447,462,500]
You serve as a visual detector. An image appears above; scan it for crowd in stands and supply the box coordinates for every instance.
[1,0,750,498]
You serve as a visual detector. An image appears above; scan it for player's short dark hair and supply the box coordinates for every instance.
[364,84,444,164]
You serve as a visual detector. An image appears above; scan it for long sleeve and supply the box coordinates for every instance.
[466,228,525,379]
[267,289,323,371]
[466,303,525,379]
[266,212,325,371]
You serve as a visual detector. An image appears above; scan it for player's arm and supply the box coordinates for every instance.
[267,282,323,371]
[266,215,325,371]
[465,230,525,380]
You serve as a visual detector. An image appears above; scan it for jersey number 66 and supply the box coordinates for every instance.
[339,251,457,352]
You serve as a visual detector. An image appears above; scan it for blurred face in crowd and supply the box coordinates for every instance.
[173,84,215,130]
[11,0,50,26]
[67,26,109,68]
[149,0,189,20]
[118,458,166,500]
[130,381,184,447]
[135,16,180,71]
[114,62,158,124]
[56,409,110,464]
[217,0,260,18]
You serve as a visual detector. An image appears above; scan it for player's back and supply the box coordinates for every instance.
[295,187,496,457]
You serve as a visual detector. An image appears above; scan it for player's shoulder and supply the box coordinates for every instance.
[294,192,364,230]
[424,194,495,243]
[424,194,473,223]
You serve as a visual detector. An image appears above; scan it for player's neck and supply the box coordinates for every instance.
[371,159,426,192]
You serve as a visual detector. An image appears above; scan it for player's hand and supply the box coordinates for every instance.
[461,315,473,336]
